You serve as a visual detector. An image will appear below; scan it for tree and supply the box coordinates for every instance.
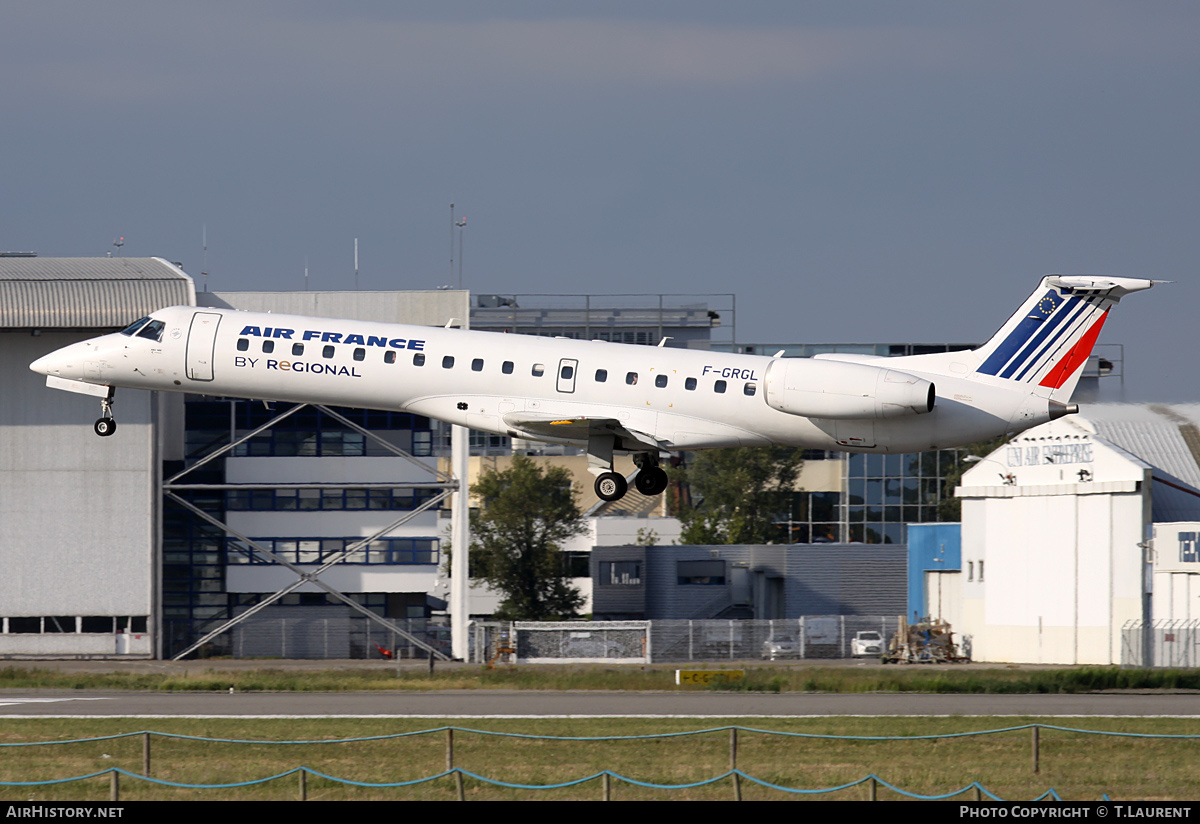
[469,455,586,620]
[934,435,1012,521]
[672,447,805,544]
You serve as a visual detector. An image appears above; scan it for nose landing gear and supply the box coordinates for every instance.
[94,391,116,437]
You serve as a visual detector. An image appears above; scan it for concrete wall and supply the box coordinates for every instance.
[201,290,470,328]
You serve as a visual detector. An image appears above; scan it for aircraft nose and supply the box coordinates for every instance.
[29,351,59,376]
[29,341,87,377]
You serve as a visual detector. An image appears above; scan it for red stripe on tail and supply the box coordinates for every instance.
[1038,310,1108,389]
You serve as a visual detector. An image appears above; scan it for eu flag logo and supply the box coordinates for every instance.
[1027,290,1062,320]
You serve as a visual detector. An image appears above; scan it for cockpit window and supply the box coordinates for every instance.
[119,317,151,336]
[136,320,166,341]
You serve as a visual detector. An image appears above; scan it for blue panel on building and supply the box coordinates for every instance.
[906,523,961,621]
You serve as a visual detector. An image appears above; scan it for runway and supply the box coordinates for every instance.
[2,690,1199,717]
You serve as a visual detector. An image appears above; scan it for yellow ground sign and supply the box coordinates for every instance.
[675,669,745,685]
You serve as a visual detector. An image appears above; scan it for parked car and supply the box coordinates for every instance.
[851,630,884,657]
[761,635,799,660]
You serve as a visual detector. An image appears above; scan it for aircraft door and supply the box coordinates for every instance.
[185,312,222,381]
[556,358,578,394]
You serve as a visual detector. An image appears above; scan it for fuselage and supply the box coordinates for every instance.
[29,304,1046,454]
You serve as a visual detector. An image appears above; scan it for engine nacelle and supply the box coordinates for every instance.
[763,358,935,420]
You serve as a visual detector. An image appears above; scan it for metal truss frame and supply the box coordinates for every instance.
[165,401,457,661]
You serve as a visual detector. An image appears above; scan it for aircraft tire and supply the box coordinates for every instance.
[594,472,628,502]
[94,418,117,437]
[634,466,669,496]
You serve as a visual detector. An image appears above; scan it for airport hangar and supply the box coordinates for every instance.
[910,404,1200,666]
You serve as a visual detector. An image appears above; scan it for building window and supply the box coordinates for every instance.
[677,560,725,585]
[228,487,441,512]
[229,536,439,566]
[600,561,642,586]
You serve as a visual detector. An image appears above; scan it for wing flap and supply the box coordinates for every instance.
[502,412,661,452]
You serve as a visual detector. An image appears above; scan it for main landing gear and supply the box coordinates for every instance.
[634,463,669,496]
[594,471,627,502]
[94,390,116,437]
[588,435,669,503]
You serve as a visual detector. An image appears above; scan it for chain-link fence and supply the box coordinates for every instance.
[472,618,902,664]
[170,615,904,663]
[1121,619,1200,668]
[171,615,451,660]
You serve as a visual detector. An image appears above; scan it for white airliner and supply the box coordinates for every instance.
[30,275,1152,502]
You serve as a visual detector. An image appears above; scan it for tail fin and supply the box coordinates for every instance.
[973,275,1153,401]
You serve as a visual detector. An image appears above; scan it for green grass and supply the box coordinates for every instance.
[3,663,1200,694]
[1,717,1198,801]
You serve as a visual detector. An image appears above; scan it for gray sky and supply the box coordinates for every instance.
[3,2,1195,400]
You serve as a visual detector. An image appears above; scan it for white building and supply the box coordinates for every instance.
[956,404,1200,665]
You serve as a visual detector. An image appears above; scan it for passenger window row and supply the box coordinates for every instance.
[235,338,757,395]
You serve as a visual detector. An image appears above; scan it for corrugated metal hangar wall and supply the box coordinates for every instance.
[0,257,195,657]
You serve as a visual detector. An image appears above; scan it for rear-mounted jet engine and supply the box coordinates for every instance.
[763,358,935,420]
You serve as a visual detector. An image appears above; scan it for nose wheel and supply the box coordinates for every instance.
[94,393,116,437]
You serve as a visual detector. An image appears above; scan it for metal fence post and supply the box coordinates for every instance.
[730,728,741,800]
[109,769,119,802]
[1031,725,1040,773]
[298,767,307,801]
[142,732,150,777]
[447,728,465,800]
